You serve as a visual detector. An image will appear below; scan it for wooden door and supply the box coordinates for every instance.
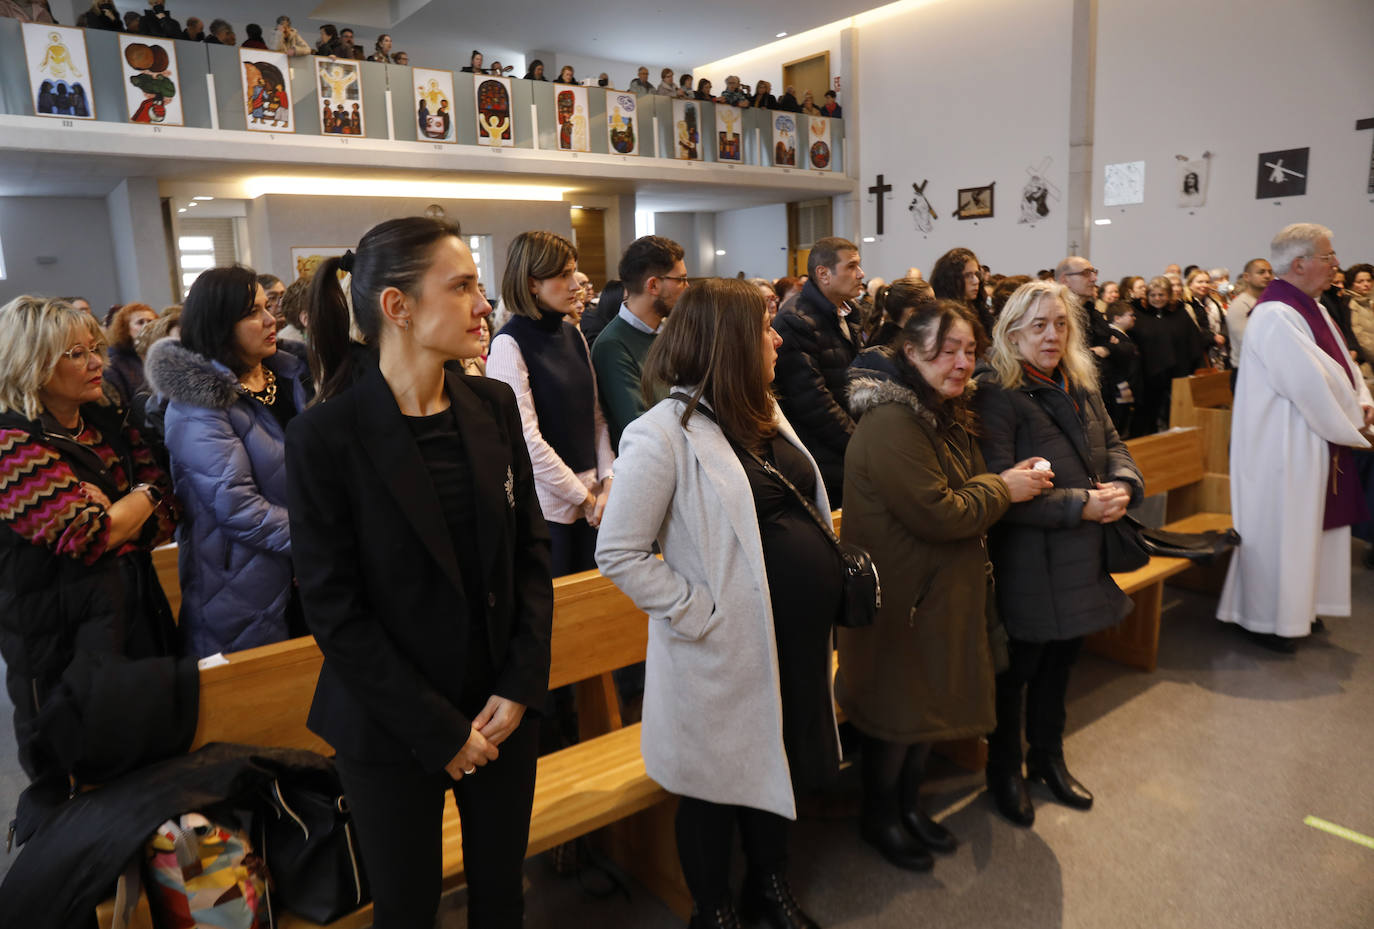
[570,207,608,289]
[781,52,830,104]
[786,199,832,278]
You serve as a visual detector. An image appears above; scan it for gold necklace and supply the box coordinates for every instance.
[244,367,278,406]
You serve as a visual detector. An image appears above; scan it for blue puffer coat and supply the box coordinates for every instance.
[145,340,308,657]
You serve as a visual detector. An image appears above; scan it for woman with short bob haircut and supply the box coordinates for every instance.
[973,280,1143,829]
[487,231,613,576]
[0,296,188,789]
[145,266,309,658]
[839,299,1051,872]
[289,217,552,929]
[597,278,843,929]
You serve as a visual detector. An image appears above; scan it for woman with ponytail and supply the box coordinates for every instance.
[486,230,614,576]
[285,218,554,929]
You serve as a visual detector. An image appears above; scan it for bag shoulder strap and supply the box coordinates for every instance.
[670,391,838,544]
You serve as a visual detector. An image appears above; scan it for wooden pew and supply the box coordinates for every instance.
[1169,370,1232,475]
[98,569,687,929]
[1086,428,1233,672]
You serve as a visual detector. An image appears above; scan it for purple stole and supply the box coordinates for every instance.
[1259,279,1369,529]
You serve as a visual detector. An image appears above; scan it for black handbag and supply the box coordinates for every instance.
[1123,514,1240,563]
[1103,519,1151,572]
[255,768,370,923]
[669,393,881,628]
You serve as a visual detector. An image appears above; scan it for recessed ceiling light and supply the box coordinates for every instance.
[776,31,788,37]
[1094,218,1112,225]
[715,249,726,256]
[862,236,876,243]
[187,201,198,207]
[177,208,186,213]
[192,196,214,201]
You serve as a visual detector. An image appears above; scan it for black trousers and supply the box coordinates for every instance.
[334,720,539,929]
[547,518,598,578]
[987,636,1084,774]
[674,796,789,910]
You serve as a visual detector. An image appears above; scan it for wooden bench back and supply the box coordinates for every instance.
[191,568,651,752]
[1124,428,1205,497]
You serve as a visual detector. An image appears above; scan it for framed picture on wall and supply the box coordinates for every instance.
[21,22,97,120]
[807,116,832,171]
[413,67,456,142]
[716,105,742,163]
[673,99,701,161]
[555,84,589,152]
[772,113,796,167]
[290,246,350,282]
[475,75,513,146]
[607,91,638,155]
[954,182,995,220]
[118,34,182,126]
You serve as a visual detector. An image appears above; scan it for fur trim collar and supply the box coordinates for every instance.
[848,372,978,430]
[145,340,304,410]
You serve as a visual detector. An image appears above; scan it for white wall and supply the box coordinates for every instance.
[1090,0,1374,281]
[693,28,843,103]
[248,195,573,290]
[715,204,787,279]
[0,197,121,311]
[853,0,1075,280]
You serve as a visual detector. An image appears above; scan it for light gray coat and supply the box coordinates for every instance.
[595,397,838,820]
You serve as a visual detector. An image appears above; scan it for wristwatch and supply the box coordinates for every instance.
[133,483,164,507]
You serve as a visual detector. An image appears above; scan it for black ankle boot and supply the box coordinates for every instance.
[1026,755,1093,809]
[689,902,742,929]
[860,737,934,871]
[986,768,1035,827]
[900,744,957,854]
[739,871,820,929]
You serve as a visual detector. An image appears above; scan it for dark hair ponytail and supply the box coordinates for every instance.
[307,216,463,403]
[866,277,935,347]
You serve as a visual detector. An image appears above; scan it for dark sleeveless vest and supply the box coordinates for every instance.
[499,311,597,473]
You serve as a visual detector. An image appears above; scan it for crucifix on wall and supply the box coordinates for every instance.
[869,174,893,235]
[1357,117,1374,194]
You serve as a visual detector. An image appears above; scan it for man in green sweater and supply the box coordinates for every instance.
[592,235,688,451]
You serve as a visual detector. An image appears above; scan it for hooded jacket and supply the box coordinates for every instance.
[145,340,308,657]
[837,359,1011,742]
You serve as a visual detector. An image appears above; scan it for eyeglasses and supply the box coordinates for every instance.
[659,275,690,285]
[61,342,106,363]
[1306,252,1338,264]
[1064,267,1099,277]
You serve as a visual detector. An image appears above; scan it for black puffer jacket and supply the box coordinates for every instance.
[972,369,1143,642]
[773,278,858,502]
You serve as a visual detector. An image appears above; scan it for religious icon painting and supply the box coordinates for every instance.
[1176,151,1212,208]
[555,85,589,153]
[716,105,742,163]
[1019,157,1060,223]
[241,49,293,133]
[954,182,995,220]
[21,22,97,120]
[413,68,455,143]
[475,75,513,147]
[118,34,182,126]
[772,113,796,167]
[808,116,832,171]
[290,246,352,285]
[673,99,700,161]
[1256,147,1308,199]
[316,58,364,136]
[607,91,638,156]
[908,179,938,234]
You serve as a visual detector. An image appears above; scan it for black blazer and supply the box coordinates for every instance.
[285,364,553,773]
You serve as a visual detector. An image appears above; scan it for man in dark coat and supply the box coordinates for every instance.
[773,236,864,503]
[139,2,181,38]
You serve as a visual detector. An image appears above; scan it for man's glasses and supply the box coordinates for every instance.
[1064,267,1098,277]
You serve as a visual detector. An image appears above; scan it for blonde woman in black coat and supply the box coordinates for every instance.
[973,280,1143,828]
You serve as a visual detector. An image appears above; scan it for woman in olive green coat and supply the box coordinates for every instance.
[838,300,1051,873]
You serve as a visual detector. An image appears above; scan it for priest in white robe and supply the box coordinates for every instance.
[1218,223,1374,648]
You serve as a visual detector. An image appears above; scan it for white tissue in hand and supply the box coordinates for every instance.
[1033,459,1052,472]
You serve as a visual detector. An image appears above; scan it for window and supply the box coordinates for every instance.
[468,234,495,297]
[176,220,238,297]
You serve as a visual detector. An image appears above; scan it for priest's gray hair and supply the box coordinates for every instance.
[1271,223,1333,275]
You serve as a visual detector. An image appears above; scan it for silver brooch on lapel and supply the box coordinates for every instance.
[505,466,515,509]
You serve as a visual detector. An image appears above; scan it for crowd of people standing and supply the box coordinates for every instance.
[0,215,1369,928]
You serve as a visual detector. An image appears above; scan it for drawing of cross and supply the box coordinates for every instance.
[869,174,893,235]
[1358,117,1374,194]
[1264,158,1304,183]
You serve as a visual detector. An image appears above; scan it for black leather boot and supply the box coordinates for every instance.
[1026,754,1093,809]
[986,768,1035,827]
[860,736,934,871]
[689,903,742,929]
[900,743,957,854]
[739,871,820,929]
